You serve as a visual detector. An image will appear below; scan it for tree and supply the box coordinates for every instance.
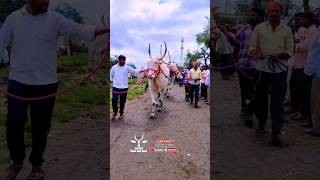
[127,63,136,69]
[194,16,210,65]
[0,0,25,23]
[184,50,199,66]
[54,3,84,24]
[110,55,118,67]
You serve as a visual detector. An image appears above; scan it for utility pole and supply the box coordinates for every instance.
[180,37,184,67]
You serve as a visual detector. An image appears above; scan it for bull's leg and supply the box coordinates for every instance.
[165,86,170,98]
[166,77,174,98]
[149,84,156,118]
[158,91,165,112]
[157,92,161,112]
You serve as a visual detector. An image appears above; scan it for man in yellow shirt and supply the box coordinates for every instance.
[188,61,202,108]
[249,1,294,146]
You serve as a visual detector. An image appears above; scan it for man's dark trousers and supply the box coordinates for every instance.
[189,84,200,106]
[185,84,190,101]
[253,71,287,138]
[290,68,304,112]
[112,87,128,115]
[6,80,58,166]
[238,68,257,115]
[201,83,208,100]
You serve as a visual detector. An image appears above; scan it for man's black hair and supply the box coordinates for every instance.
[250,8,265,18]
[118,55,126,61]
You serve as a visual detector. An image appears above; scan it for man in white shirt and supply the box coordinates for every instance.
[110,55,141,120]
[188,61,202,108]
[0,0,109,179]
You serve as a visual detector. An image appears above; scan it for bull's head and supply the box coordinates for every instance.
[166,50,182,79]
[146,41,167,79]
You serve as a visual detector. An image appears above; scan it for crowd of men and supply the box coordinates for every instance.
[212,1,320,146]
[182,61,210,108]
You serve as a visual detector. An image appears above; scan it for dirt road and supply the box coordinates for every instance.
[0,106,108,180]
[212,73,320,180]
[110,84,210,180]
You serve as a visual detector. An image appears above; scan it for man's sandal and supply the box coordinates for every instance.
[3,164,23,180]
[111,114,117,121]
[118,115,124,120]
[26,167,44,180]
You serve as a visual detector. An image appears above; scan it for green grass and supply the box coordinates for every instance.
[109,78,147,112]
[0,53,106,163]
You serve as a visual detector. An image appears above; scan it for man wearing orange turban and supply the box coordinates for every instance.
[266,1,284,12]
[188,61,202,108]
[248,0,294,146]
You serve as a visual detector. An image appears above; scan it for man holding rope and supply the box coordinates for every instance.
[248,1,294,146]
[183,64,192,102]
[110,55,142,121]
[225,8,265,127]
[0,0,109,179]
[188,61,202,108]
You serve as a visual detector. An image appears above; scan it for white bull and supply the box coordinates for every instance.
[86,14,108,69]
[143,42,170,119]
[56,14,108,69]
[164,51,182,98]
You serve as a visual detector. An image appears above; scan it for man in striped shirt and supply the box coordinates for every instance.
[227,8,265,127]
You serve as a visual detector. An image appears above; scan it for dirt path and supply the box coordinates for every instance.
[212,73,320,180]
[0,106,108,180]
[110,84,210,180]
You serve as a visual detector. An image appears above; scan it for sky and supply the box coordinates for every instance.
[110,0,210,69]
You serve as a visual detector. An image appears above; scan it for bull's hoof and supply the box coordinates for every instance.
[166,95,169,98]
[157,109,162,112]
[150,113,155,119]
[155,104,159,107]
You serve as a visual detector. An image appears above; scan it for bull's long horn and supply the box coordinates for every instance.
[148,43,152,59]
[168,50,172,62]
[160,41,167,60]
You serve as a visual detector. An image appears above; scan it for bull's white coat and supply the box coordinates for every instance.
[145,42,169,118]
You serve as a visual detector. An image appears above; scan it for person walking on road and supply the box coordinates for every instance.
[248,1,294,146]
[110,55,142,121]
[188,61,202,108]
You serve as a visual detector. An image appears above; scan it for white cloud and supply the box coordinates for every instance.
[111,0,209,68]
